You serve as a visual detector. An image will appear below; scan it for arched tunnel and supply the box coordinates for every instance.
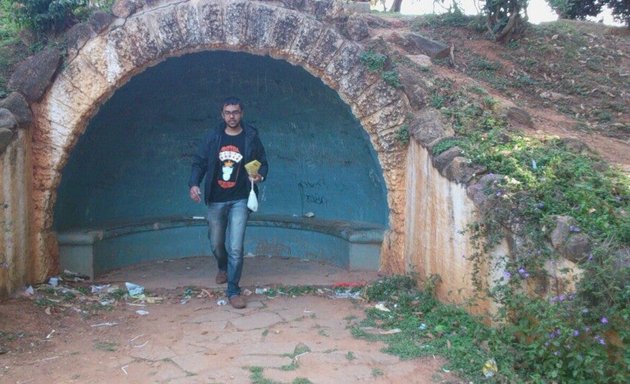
[53,51,389,276]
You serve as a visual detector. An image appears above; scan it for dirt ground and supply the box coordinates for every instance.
[0,257,464,384]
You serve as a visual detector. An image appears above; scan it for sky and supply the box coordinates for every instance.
[371,0,622,26]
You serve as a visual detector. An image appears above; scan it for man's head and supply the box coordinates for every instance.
[221,97,243,130]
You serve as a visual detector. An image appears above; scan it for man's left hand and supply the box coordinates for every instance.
[249,173,263,183]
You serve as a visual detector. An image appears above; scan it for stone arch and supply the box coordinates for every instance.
[29,0,410,280]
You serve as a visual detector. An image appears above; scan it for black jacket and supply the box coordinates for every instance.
[189,122,268,204]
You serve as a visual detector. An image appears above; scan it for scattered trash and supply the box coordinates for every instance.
[332,281,365,288]
[303,211,315,218]
[48,277,59,287]
[245,252,256,258]
[61,269,88,282]
[379,328,402,335]
[242,288,252,296]
[99,298,115,306]
[135,310,149,316]
[483,358,498,378]
[255,288,268,294]
[216,298,227,306]
[418,323,427,330]
[23,285,34,297]
[90,284,111,294]
[45,329,55,339]
[91,322,118,328]
[374,303,391,312]
[125,282,145,297]
[331,289,362,299]
[44,307,52,315]
[145,296,163,304]
[121,365,128,375]
[192,216,205,220]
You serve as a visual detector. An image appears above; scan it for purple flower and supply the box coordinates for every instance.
[595,335,606,345]
[569,225,581,233]
[503,271,512,280]
[554,351,560,356]
[601,317,608,325]
[518,267,530,278]
[572,330,580,337]
[587,254,593,262]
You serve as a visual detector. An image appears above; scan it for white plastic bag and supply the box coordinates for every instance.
[247,180,258,212]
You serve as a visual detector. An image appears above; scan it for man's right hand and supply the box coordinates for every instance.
[189,186,202,203]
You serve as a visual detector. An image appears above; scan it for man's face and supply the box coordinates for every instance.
[222,104,243,129]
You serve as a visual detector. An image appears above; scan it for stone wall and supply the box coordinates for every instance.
[0,0,535,312]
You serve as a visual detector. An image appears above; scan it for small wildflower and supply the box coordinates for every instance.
[569,225,581,233]
[595,335,606,345]
[518,267,530,278]
[587,254,593,262]
[503,271,512,280]
[600,317,608,325]
[554,351,560,356]
[572,330,580,337]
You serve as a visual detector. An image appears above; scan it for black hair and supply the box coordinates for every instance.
[222,96,243,111]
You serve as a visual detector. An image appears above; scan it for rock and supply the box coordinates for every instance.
[112,0,138,18]
[562,233,591,263]
[540,91,571,101]
[7,48,62,103]
[406,54,432,68]
[0,108,17,130]
[550,215,574,249]
[409,109,454,147]
[387,32,449,58]
[397,66,429,111]
[558,138,593,155]
[506,107,533,128]
[88,11,115,33]
[0,128,14,153]
[444,157,486,184]
[0,92,32,126]
[341,15,370,41]
[342,1,371,14]
[65,23,95,58]
[432,146,462,173]
[466,174,504,207]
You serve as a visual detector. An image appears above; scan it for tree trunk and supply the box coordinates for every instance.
[389,0,403,12]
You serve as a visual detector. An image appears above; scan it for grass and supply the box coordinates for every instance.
[93,341,117,352]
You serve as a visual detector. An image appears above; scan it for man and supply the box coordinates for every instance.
[189,97,268,309]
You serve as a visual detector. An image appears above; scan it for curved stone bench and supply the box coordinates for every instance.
[57,215,386,279]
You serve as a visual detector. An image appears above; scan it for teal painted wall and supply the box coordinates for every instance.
[54,51,388,234]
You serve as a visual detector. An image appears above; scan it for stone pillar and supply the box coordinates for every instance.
[0,129,33,295]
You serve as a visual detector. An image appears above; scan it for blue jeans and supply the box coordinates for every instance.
[207,199,249,297]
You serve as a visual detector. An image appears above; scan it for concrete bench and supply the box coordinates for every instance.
[57,214,386,279]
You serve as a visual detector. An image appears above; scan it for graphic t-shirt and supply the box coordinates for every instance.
[209,130,249,202]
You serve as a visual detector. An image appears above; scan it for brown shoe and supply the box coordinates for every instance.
[229,295,246,309]
[215,270,227,284]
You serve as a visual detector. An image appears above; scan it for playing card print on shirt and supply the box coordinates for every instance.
[218,145,243,189]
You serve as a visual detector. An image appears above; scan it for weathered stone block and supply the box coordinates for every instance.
[224,1,249,47]
[112,0,138,18]
[88,11,115,33]
[433,146,462,173]
[506,106,533,128]
[8,48,62,102]
[66,23,95,54]
[466,173,504,207]
[245,3,277,51]
[288,17,322,63]
[271,11,302,53]
[338,15,370,41]
[444,157,486,185]
[0,128,15,153]
[550,215,574,249]
[306,28,344,72]
[0,92,32,126]
[562,233,591,263]
[397,66,430,111]
[409,109,454,147]
[196,1,224,46]
[385,32,449,58]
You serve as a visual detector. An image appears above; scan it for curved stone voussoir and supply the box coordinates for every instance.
[354,79,403,119]
[288,16,324,63]
[324,42,361,79]
[145,7,189,53]
[109,16,163,68]
[195,0,224,46]
[244,3,279,53]
[269,11,302,55]
[306,28,344,73]
[224,1,249,48]
[336,64,378,101]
